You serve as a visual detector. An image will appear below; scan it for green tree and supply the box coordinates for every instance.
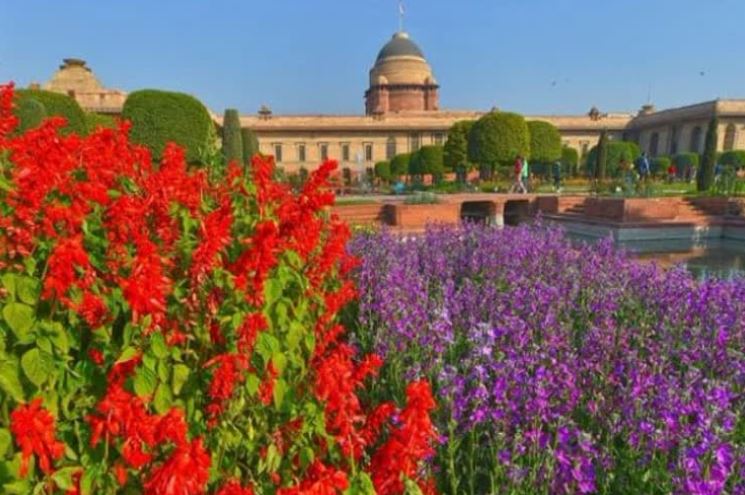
[122,89,213,164]
[698,117,718,191]
[443,120,474,171]
[13,96,46,134]
[221,109,243,164]
[587,139,640,179]
[15,89,87,135]
[467,111,530,179]
[390,153,412,178]
[241,127,260,165]
[719,150,745,169]
[527,120,562,164]
[561,146,579,176]
[417,145,445,183]
[595,130,608,181]
[374,160,392,183]
[85,112,116,131]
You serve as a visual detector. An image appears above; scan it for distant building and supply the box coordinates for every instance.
[39,34,745,171]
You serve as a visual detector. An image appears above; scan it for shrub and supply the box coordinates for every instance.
[719,149,745,169]
[698,117,718,191]
[390,152,412,178]
[673,152,700,170]
[221,109,243,164]
[652,156,672,176]
[587,139,640,178]
[527,120,562,164]
[12,96,46,134]
[122,89,213,164]
[374,160,392,183]
[241,127,259,165]
[84,112,116,131]
[443,120,474,171]
[0,83,437,495]
[468,112,530,178]
[14,89,87,135]
[561,146,579,176]
[410,145,444,183]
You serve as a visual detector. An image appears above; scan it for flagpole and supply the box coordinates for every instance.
[398,1,404,32]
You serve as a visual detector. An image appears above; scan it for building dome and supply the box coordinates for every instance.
[375,32,425,62]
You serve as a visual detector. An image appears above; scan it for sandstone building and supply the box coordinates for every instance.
[40,33,745,172]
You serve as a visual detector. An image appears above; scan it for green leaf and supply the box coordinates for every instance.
[0,429,11,457]
[80,466,97,495]
[133,366,157,398]
[153,384,172,414]
[16,277,39,306]
[171,364,190,395]
[271,352,287,374]
[245,373,260,397]
[1,273,16,300]
[287,322,303,351]
[0,360,25,402]
[21,348,54,387]
[51,467,80,490]
[273,378,288,409]
[115,347,138,364]
[3,303,34,342]
[157,360,169,382]
[264,278,283,304]
[151,333,169,359]
[255,333,279,363]
[3,480,31,494]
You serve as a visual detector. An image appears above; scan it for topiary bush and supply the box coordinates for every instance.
[84,112,116,131]
[468,112,530,179]
[586,140,640,178]
[122,89,213,164]
[719,150,745,169]
[221,109,243,165]
[673,152,700,171]
[443,120,474,172]
[241,127,259,166]
[12,97,46,134]
[15,89,87,136]
[652,156,672,176]
[561,146,579,176]
[374,160,392,183]
[390,153,412,178]
[527,120,562,165]
[698,117,718,191]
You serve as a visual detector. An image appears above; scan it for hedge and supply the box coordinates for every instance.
[85,112,117,131]
[561,146,579,176]
[527,120,562,164]
[14,89,87,135]
[241,127,260,165]
[586,140,640,178]
[374,160,392,182]
[390,153,412,177]
[410,145,445,181]
[652,156,672,175]
[221,109,243,164]
[719,150,745,169]
[467,112,530,169]
[673,152,700,170]
[13,96,46,134]
[122,89,213,164]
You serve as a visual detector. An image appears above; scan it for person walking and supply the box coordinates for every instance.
[552,160,562,192]
[511,155,526,193]
[637,152,651,182]
[520,156,530,193]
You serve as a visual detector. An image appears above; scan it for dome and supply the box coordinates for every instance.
[376,32,425,62]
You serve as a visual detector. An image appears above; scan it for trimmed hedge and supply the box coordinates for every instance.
[85,112,117,131]
[15,89,87,135]
[443,120,474,171]
[374,160,392,183]
[390,153,412,177]
[468,112,530,169]
[410,145,445,182]
[673,152,700,170]
[222,109,243,164]
[561,146,579,176]
[586,140,640,178]
[13,96,46,134]
[652,156,672,175]
[241,127,259,165]
[527,120,562,164]
[122,89,213,163]
[719,150,745,169]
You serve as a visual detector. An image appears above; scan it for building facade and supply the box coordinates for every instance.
[39,33,745,172]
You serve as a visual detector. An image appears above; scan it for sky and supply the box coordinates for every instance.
[2,0,744,116]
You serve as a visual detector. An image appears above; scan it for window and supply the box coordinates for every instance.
[386,136,397,159]
[364,143,373,162]
[297,143,306,162]
[409,133,420,152]
[273,144,283,162]
[724,123,737,151]
[689,126,702,153]
[320,143,329,161]
[649,132,659,156]
[341,143,350,161]
[433,132,444,145]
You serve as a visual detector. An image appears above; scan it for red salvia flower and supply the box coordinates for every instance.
[143,438,210,495]
[9,398,65,477]
[214,480,255,495]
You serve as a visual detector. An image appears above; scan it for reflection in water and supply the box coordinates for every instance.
[574,236,745,279]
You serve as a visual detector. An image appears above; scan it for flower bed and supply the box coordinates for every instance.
[0,83,437,494]
[350,223,745,494]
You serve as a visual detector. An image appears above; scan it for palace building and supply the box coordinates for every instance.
[38,32,745,172]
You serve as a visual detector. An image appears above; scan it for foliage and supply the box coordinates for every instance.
[12,96,46,134]
[410,145,445,182]
[241,128,260,166]
[0,83,437,495]
[652,155,672,176]
[443,120,474,171]
[561,146,579,176]
[673,152,700,171]
[15,89,87,136]
[84,112,116,132]
[698,117,718,192]
[122,89,213,164]
[374,160,392,183]
[587,139,640,179]
[527,120,561,164]
[390,153,412,178]
[350,223,745,495]
[467,112,530,178]
[221,109,243,165]
[403,192,439,204]
[719,150,745,169]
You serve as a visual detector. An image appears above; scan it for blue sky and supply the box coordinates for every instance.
[2,0,744,116]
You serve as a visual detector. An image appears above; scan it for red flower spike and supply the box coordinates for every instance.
[9,398,65,477]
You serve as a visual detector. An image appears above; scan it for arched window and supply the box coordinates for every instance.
[649,132,659,156]
[689,126,702,153]
[724,123,737,151]
[386,136,397,159]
